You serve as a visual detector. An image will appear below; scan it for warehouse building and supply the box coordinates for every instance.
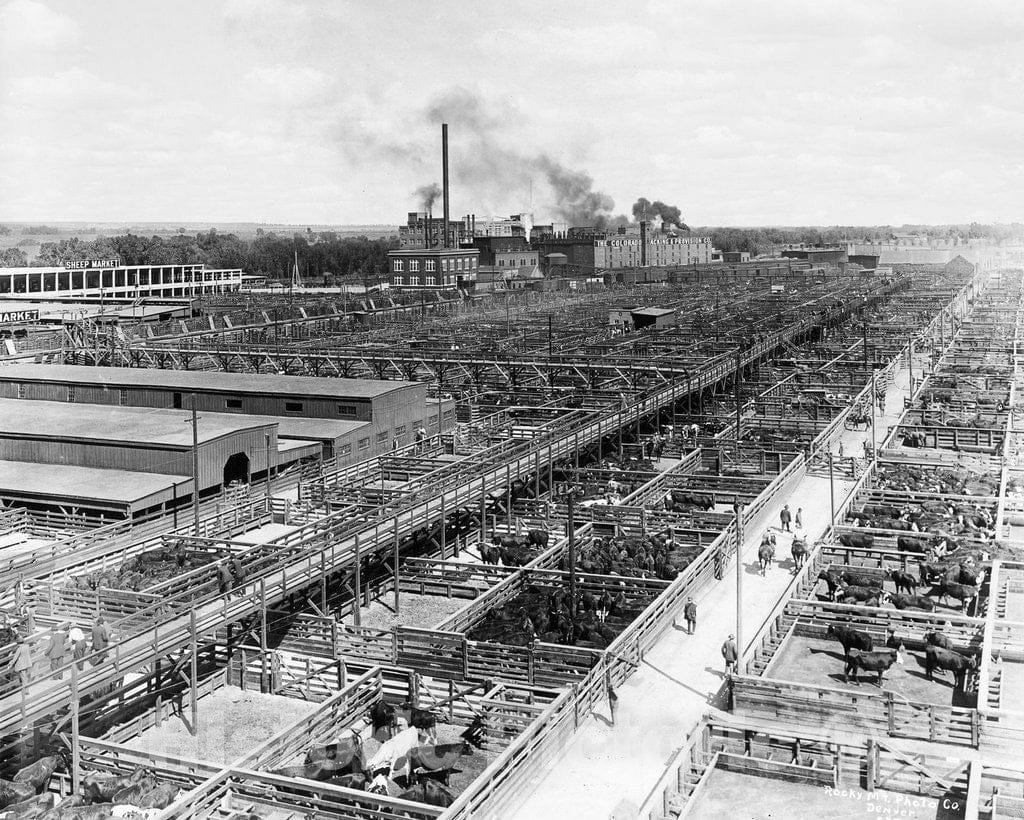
[0,364,455,459]
[389,247,480,289]
[0,261,242,300]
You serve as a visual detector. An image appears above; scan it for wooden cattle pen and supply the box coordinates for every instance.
[637,712,973,820]
[0,264,1014,819]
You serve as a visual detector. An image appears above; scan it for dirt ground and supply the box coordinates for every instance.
[355,592,473,630]
[687,769,955,820]
[769,635,978,708]
[121,685,320,765]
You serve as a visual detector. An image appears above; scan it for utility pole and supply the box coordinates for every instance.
[264,433,272,508]
[567,489,577,620]
[734,497,744,654]
[548,314,553,358]
[191,395,200,535]
[734,351,742,460]
[353,533,361,627]
[828,452,836,526]
[862,321,869,371]
[870,375,877,460]
[908,336,914,397]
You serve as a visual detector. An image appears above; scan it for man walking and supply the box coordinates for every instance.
[46,624,68,680]
[779,504,792,532]
[722,634,738,676]
[12,639,32,688]
[683,597,697,635]
[795,507,803,530]
[69,623,87,671]
[91,615,111,664]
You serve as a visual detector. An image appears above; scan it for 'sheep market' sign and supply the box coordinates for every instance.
[63,259,121,270]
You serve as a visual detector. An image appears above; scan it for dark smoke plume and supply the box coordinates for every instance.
[424,87,626,228]
[413,182,442,211]
[632,198,690,231]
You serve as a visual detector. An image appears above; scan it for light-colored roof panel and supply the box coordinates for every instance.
[0,399,275,447]
[0,364,419,400]
[0,460,192,506]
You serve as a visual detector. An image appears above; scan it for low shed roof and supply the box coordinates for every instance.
[0,399,274,447]
[0,460,192,510]
[0,364,418,400]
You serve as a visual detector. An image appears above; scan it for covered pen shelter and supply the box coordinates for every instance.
[0,399,279,519]
[0,460,192,521]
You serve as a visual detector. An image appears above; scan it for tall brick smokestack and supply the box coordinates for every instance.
[640,220,648,266]
[442,123,450,249]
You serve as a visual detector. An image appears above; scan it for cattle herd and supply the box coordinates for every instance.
[0,752,184,819]
[268,702,487,809]
[62,549,217,596]
[825,623,978,690]
[466,583,637,649]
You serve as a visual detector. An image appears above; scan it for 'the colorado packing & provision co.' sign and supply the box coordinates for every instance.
[63,259,121,270]
[0,310,39,324]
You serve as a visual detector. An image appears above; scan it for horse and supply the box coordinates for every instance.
[790,537,807,572]
[758,541,774,576]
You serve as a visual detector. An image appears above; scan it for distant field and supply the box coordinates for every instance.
[0,222,397,260]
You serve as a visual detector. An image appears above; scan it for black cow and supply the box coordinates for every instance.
[408,740,472,786]
[13,755,63,794]
[845,648,900,686]
[817,570,841,601]
[883,592,935,611]
[82,767,155,804]
[826,624,873,657]
[839,584,880,605]
[0,779,34,809]
[527,530,550,549]
[840,570,883,589]
[398,703,438,735]
[924,646,977,690]
[304,733,364,777]
[924,631,952,650]
[369,701,397,739]
[897,536,928,553]
[889,570,918,595]
[839,532,874,549]
[399,780,456,807]
[937,579,979,613]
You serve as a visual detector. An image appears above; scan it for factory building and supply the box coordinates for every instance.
[0,261,242,300]
[537,226,713,272]
[398,213,471,249]
[389,247,480,289]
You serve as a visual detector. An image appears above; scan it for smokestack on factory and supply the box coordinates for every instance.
[442,123,450,249]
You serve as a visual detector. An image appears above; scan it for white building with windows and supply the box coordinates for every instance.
[388,247,480,289]
[0,261,243,300]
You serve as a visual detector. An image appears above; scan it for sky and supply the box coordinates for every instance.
[1,0,1022,226]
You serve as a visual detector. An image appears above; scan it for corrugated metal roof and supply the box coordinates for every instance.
[0,399,274,447]
[0,364,418,399]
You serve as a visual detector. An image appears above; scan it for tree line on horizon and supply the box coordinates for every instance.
[0,230,399,282]
[0,222,1021,273]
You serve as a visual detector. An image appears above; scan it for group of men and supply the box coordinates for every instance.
[11,615,111,686]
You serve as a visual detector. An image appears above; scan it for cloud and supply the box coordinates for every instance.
[245,64,335,106]
[0,0,78,51]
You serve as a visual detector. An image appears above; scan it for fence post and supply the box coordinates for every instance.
[886,690,895,734]
[572,683,579,729]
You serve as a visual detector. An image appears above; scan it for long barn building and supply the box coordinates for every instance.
[0,365,455,519]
